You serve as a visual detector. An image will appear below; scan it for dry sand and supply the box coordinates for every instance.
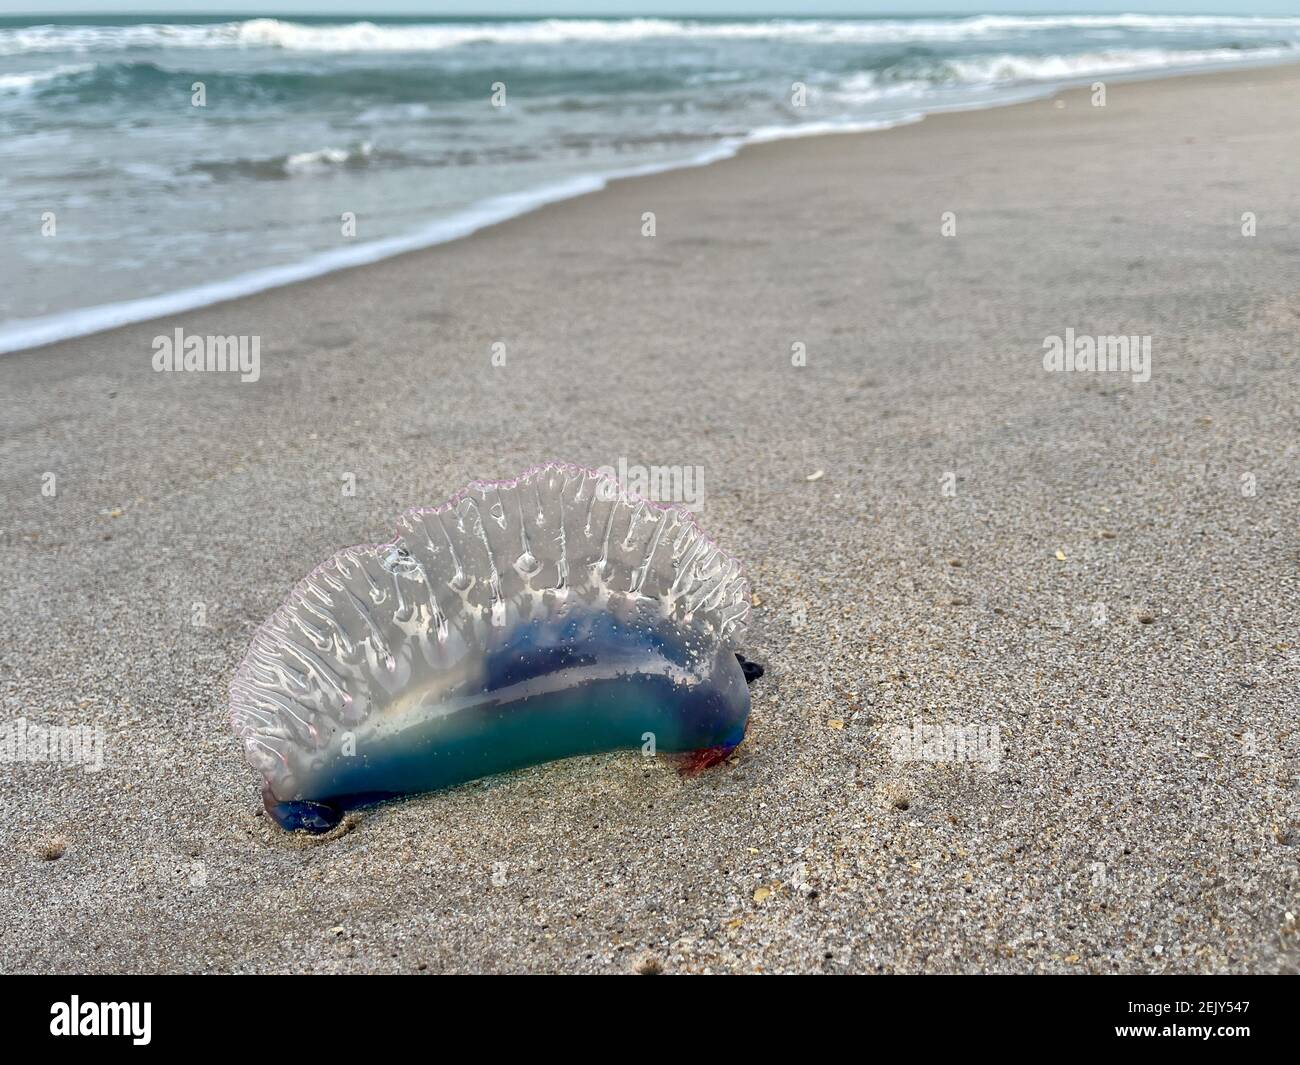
[1,65,1297,974]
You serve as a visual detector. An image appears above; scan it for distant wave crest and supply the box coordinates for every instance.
[0,62,94,92]
[898,45,1297,89]
[3,15,1300,55]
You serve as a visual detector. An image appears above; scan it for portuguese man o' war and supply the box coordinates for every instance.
[230,463,757,832]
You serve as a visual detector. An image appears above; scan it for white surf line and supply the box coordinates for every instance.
[2,51,1296,356]
[0,126,860,355]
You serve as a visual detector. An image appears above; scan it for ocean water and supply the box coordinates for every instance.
[3,13,1299,352]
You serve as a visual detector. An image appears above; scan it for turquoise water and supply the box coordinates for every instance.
[246,588,751,832]
[3,13,1299,349]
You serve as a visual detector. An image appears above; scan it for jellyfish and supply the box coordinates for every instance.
[230,463,758,832]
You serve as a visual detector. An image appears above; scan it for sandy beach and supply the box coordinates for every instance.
[1,63,1297,974]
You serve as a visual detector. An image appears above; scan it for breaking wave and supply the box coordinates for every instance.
[3,15,1299,55]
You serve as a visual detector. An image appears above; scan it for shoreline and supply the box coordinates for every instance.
[3,60,1298,973]
[3,58,1299,356]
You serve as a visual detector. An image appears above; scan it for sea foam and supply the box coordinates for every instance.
[3,15,1300,55]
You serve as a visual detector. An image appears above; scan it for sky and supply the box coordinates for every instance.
[1,2,1298,16]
